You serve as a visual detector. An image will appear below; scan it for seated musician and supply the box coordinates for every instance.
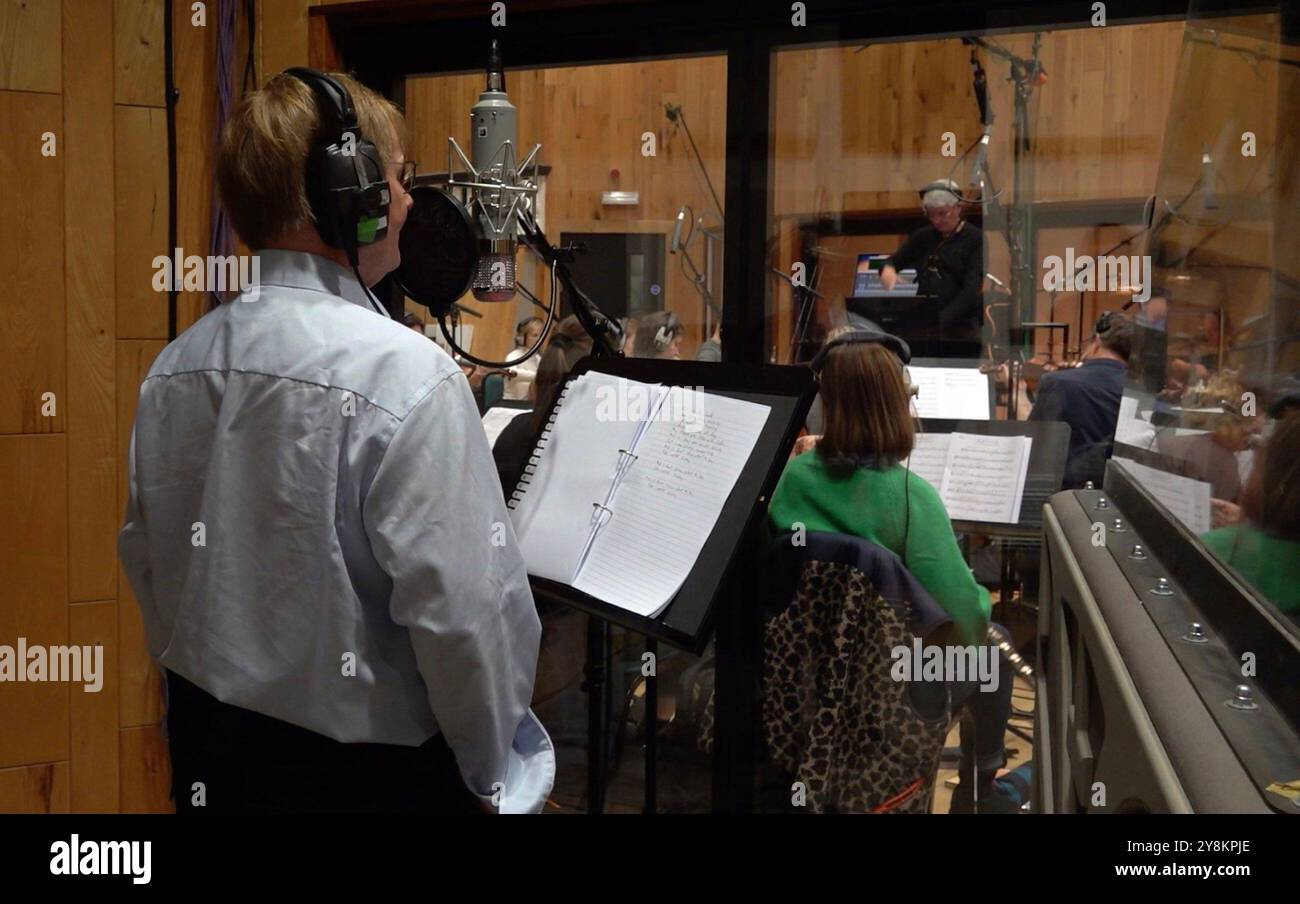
[1027,311,1133,489]
[768,328,1017,813]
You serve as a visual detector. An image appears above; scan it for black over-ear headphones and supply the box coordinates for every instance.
[1095,310,1116,337]
[918,178,967,208]
[285,68,390,268]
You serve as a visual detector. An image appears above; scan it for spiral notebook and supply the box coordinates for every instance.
[507,371,772,618]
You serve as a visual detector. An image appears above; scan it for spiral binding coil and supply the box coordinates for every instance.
[506,378,576,511]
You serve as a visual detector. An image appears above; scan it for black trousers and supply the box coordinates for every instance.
[163,670,482,814]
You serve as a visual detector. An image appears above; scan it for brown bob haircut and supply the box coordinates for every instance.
[816,340,916,475]
[217,71,408,250]
[1240,414,1300,541]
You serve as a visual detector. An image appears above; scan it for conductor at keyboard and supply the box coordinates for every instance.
[879,179,986,359]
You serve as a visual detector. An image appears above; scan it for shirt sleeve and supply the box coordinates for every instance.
[363,371,554,814]
[901,474,991,646]
[117,426,163,658]
[887,230,923,271]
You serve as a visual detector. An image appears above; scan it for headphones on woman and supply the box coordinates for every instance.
[284,68,391,269]
[653,312,682,352]
[809,327,918,398]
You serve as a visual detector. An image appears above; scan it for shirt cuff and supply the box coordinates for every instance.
[482,709,555,814]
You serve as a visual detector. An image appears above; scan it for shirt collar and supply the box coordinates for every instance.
[1081,357,1126,370]
[254,248,374,311]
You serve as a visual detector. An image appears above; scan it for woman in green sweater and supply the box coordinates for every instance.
[767,328,1015,813]
[768,337,991,646]
[1201,414,1300,621]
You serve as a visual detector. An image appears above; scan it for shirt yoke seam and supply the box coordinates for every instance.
[142,366,458,423]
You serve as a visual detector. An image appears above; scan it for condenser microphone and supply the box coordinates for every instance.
[467,40,533,302]
[670,206,687,253]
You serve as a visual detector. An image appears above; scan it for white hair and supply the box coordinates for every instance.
[922,188,960,210]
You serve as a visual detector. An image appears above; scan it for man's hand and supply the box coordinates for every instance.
[880,265,899,292]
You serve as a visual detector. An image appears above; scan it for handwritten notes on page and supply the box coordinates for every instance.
[508,372,771,618]
[904,432,1033,524]
[574,390,770,616]
[909,366,991,420]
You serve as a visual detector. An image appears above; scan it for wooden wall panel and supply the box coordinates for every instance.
[115,339,166,729]
[259,0,310,82]
[119,724,172,813]
[114,105,168,339]
[65,0,118,602]
[0,0,61,93]
[0,435,69,769]
[0,762,69,813]
[0,91,65,434]
[114,0,164,107]
[70,600,119,812]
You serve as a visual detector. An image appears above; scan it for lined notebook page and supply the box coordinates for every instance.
[509,372,643,584]
[572,389,771,617]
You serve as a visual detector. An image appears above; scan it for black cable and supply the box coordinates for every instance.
[241,0,257,94]
[164,0,179,341]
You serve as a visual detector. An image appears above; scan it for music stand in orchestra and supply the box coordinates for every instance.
[512,355,815,813]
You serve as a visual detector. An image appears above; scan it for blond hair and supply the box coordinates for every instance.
[217,71,408,250]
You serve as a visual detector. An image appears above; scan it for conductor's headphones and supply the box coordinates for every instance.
[810,327,918,398]
[653,312,682,352]
[918,178,967,209]
[284,68,390,267]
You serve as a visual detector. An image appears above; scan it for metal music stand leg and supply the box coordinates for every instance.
[583,614,608,814]
[644,637,658,814]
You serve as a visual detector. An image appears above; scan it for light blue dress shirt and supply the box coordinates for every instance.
[118,249,554,813]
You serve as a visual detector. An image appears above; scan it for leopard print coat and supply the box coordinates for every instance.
[696,560,950,813]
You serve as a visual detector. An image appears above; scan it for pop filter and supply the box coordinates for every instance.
[393,185,479,317]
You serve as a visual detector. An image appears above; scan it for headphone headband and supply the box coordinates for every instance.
[810,327,912,373]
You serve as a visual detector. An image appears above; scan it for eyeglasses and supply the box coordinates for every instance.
[399,160,417,192]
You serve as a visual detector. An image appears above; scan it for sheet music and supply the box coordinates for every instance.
[938,433,1033,524]
[904,433,951,491]
[509,372,644,584]
[909,366,991,420]
[572,389,771,617]
[481,406,530,448]
[1113,457,1212,534]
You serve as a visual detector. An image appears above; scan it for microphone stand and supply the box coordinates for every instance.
[518,207,624,357]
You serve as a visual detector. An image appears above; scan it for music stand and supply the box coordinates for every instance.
[511,355,815,813]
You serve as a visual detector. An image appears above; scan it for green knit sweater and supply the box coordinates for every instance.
[767,451,991,646]
[1201,524,1300,616]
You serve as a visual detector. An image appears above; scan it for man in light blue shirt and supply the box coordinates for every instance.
[118,70,552,813]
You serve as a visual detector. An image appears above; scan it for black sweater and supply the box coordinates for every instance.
[887,221,985,342]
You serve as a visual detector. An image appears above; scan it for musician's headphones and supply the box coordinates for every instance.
[810,327,917,397]
[918,178,966,208]
[653,312,681,352]
[284,68,390,267]
[1095,310,1116,337]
